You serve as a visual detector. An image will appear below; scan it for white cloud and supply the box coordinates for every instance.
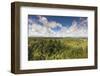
[47,21,62,28]
[38,16,48,25]
[28,16,88,38]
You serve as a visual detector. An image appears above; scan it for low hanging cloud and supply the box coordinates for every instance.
[28,16,88,37]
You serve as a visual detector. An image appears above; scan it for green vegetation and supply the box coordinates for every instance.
[28,37,88,60]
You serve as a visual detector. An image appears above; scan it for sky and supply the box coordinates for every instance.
[28,15,88,37]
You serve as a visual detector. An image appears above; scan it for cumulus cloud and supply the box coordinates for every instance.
[28,16,88,37]
[38,16,62,28]
[38,16,48,25]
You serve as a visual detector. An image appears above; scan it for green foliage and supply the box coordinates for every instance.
[28,37,88,60]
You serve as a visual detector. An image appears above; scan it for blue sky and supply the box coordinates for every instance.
[28,15,87,26]
[28,15,88,37]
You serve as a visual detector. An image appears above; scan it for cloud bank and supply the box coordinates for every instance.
[28,16,88,38]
